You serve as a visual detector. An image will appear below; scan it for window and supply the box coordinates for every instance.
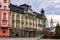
[16,22,20,28]
[0,4,2,7]
[4,0,7,3]
[2,21,7,27]
[33,23,35,26]
[3,13,6,19]
[26,18,28,25]
[26,22,28,25]
[12,14,14,21]
[8,5,10,8]
[21,22,24,25]
[16,15,20,21]
[3,29,6,33]
[4,6,7,9]
[0,2,2,7]
[30,22,32,25]
[12,21,14,27]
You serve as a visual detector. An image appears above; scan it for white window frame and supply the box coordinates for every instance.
[2,21,7,27]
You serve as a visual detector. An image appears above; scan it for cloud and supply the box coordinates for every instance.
[53,0,60,3]
[55,5,60,8]
[11,0,60,15]
[10,0,25,5]
[46,15,60,26]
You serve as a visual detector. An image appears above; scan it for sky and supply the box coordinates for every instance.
[11,0,60,15]
[46,15,60,27]
[10,0,60,26]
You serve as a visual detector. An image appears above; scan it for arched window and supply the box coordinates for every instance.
[12,14,14,21]
[16,22,20,28]
[12,14,14,27]
[26,17,28,25]
[16,15,20,28]
[16,15,20,21]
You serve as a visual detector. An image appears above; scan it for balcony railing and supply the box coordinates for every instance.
[3,18,7,20]
[2,25,7,27]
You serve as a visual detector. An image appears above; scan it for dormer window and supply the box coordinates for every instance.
[4,0,7,3]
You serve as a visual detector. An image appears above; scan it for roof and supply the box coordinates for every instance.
[19,4,31,8]
[10,4,24,14]
[33,12,43,19]
[10,4,46,19]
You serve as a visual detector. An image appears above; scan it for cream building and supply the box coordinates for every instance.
[10,4,46,37]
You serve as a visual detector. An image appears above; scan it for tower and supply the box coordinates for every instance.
[41,9,44,15]
[0,0,10,37]
[50,18,53,27]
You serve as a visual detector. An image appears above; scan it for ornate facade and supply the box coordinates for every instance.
[10,4,46,37]
[0,0,10,37]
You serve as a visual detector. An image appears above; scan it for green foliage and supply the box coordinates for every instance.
[54,23,60,39]
[41,23,60,39]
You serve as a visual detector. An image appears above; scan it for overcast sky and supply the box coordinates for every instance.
[10,0,60,26]
[11,0,60,15]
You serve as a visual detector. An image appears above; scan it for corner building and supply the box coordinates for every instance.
[0,0,10,37]
[10,4,46,37]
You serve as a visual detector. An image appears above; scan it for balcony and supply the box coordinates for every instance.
[1,22,7,27]
[2,17,7,21]
[2,25,7,27]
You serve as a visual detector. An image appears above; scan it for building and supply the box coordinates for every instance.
[50,18,53,27]
[10,4,46,37]
[0,0,10,37]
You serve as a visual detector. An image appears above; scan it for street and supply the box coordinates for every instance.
[0,37,59,40]
[0,37,39,40]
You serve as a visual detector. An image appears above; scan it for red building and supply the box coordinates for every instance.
[0,0,10,37]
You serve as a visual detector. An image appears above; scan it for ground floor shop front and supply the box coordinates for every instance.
[10,28,39,37]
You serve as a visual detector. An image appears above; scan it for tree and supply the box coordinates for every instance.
[40,28,54,38]
[54,23,60,39]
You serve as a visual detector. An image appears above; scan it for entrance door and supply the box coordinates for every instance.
[26,31,29,37]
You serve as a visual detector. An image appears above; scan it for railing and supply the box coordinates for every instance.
[1,25,7,27]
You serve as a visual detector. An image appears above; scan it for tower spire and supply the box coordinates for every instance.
[41,8,44,15]
[50,18,53,27]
